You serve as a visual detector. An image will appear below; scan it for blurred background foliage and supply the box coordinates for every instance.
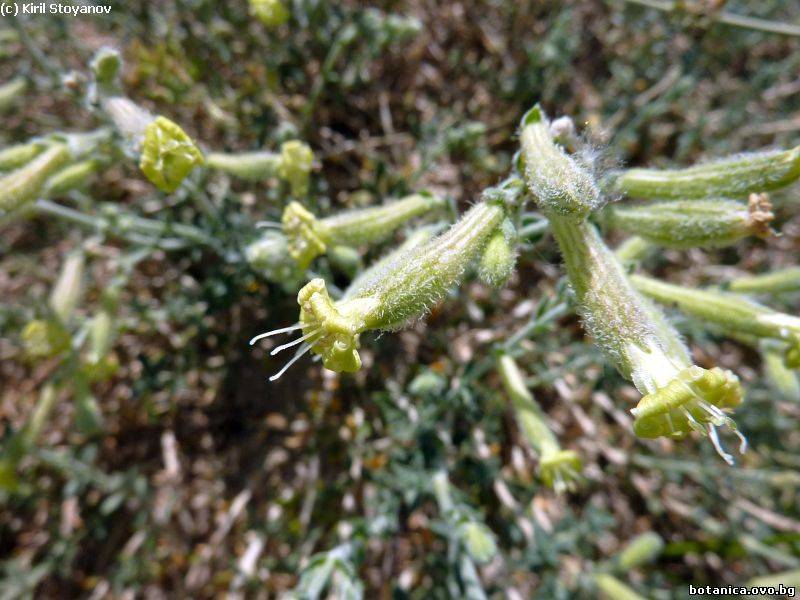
[0,0,799,598]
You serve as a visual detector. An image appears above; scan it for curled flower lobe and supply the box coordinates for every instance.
[632,365,745,463]
[297,278,374,373]
[539,450,582,494]
[140,116,204,193]
[282,201,327,269]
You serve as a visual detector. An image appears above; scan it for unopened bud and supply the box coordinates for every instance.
[0,143,70,215]
[22,319,71,359]
[593,574,647,600]
[49,252,85,323]
[90,46,122,86]
[43,160,100,196]
[0,77,26,113]
[477,218,517,288]
[520,104,600,219]
[615,532,664,571]
[0,141,43,171]
[458,521,497,564]
[612,145,800,199]
[610,198,773,248]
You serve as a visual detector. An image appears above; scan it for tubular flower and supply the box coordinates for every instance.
[610,144,800,199]
[0,141,44,171]
[0,143,70,215]
[207,140,314,195]
[251,192,511,379]
[519,104,746,460]
[630,273,800,369]
[519,104,601,219]
[550,219,745,459]
[281,192,444,270]
[43,159,100,196]
[0,77,25,113]
[609,195,774,249]
[497,353,582,492]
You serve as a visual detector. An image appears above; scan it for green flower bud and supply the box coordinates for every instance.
[728,267,800,295]
[615,532,664,571]
[748,569,800,591]
[549,219,745,459]
[520,104,601,219]
[630,274,800,365]
[498,353,582,492]
[0,143,70,215]
[206,150,282,181]
[611,145,800,199]
[245,230,304,287]
[761,341,800,403]
[42,159,100,196]
[477,218,517,288]
[593,574,647,600]
[50,252,85,323]
[90,46,122,86]
[253,199,505,378]
[250,0,290,27]
[610,196,774,249]
[282,192,444,270]
[87,309,114,365]
[21,319,71,359]
[140,116,204,193]
[277,140,314,196]
[458,522,497,564]
[0,77,25,113]
[0,141,44,171]
[408,368,447,397]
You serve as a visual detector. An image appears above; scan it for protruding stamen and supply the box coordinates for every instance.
[681,407,704,432]
[733,428,748,454]
[270,329,320,356]
[707,424,735,466]
[249,323,303,345]
[269,343,313,381]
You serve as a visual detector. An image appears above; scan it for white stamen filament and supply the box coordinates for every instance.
[269,343,313,382]
[707,424,735,466]
[249,323,303,345]
[270,329,320,356]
